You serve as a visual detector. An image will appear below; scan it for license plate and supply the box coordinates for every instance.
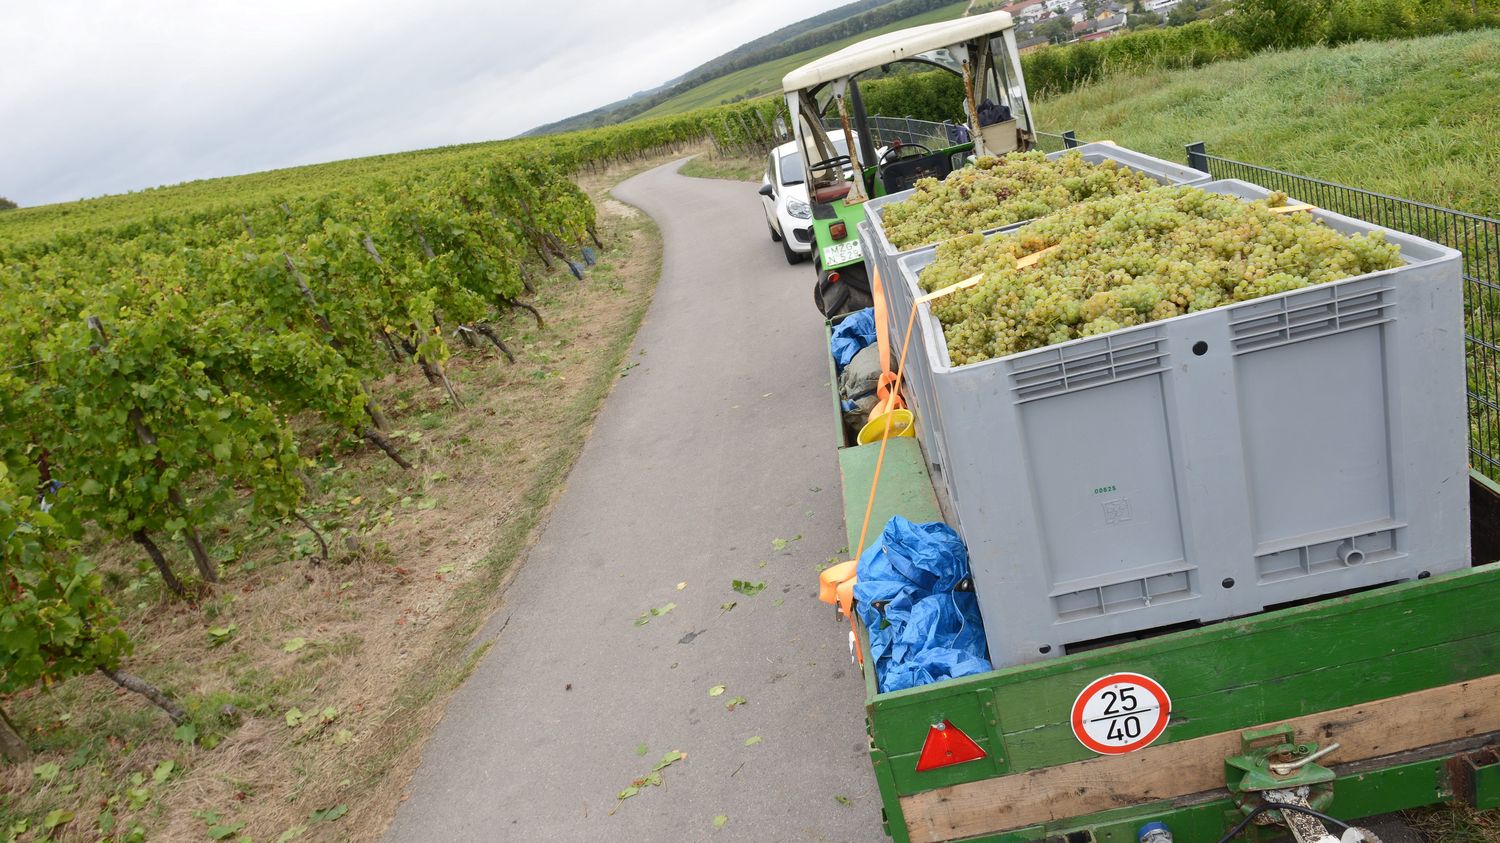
[823,239,862,266]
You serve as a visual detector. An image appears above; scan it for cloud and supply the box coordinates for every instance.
[0,0,846,206]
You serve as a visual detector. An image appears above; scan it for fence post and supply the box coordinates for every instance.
[1063,130,1078,149]
[1186,141,1209,174]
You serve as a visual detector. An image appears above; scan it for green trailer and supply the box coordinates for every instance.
[795,13,1500,839]
[826,337,1500,842]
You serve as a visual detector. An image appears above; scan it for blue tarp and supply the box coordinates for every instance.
[853,516,991,693]
[829,307,877,374]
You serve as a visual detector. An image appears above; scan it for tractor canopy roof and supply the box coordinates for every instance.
[781,9,1015,93]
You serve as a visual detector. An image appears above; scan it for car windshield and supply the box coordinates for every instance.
[780,137,851,186]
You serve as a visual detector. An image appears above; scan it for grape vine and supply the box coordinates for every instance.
[922,186,1406,365]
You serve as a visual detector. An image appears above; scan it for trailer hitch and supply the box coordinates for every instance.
[1225,726,1337,822]
[1223,726,1379,842]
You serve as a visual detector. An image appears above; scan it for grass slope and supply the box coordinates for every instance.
[1034,29,1500,217]
[635,0,970,119]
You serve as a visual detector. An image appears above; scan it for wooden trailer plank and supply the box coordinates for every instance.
[838,436,943,556]
[900,674,1500,843]
[868,564,1500,772]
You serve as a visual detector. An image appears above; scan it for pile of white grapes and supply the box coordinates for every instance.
[880,151,1159,250]
[920,186,1406,366]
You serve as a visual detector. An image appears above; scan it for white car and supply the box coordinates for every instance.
[759,138,822,265]
[759,134,871,265]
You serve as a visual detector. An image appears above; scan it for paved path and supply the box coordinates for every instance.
[383,160,882,842]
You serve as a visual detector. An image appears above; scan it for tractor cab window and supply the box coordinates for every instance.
[780,136,848,187]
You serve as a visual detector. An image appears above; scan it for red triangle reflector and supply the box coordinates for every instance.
[915,720,986,772]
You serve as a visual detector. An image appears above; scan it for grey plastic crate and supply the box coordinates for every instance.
[859,144,1212,491]
[900,178,1470,669]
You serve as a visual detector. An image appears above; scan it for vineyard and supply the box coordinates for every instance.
[0,104,775,840]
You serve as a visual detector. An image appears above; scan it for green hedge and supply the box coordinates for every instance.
[837,0,1500,115]
[1022,20,1247,97]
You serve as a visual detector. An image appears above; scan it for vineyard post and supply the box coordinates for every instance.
[735,113,754,154]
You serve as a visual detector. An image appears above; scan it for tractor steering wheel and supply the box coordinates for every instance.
[809,154,852,173]
[879,143,932,167]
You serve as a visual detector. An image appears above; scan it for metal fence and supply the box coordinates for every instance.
[1037,131,1500,481]
[820,116,964,152]
[1033,130,1083,153]
[1180,142,1500,482]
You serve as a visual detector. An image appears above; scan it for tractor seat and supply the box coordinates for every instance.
[813,183,852,204]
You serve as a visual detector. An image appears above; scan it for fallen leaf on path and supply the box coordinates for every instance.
[731,580,766,597]
[724,696,748,711]
[708,684,726,697]
[714,815,728,829]
[744,736,762,746]
[653,750,686,772]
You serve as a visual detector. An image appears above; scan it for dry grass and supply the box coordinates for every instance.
[1406,804,1500,842]
[0,156,669,843]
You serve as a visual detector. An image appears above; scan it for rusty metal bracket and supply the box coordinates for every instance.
[1448,745,1500,810]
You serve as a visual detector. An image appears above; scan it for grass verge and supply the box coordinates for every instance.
[1034,30,1500,216]
[678,152,765,182]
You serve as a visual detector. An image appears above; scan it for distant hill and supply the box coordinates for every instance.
[526,0,964,135]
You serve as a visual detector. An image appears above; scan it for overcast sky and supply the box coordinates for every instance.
[1,0,847,207]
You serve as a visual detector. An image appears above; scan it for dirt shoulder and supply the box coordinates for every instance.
[0,156,670,843]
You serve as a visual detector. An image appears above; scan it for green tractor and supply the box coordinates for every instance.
[779,9,1037,317]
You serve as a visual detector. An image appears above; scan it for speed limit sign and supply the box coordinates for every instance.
[1070,672,1171,755]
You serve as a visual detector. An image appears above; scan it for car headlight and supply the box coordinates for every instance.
[787,198,811,220]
